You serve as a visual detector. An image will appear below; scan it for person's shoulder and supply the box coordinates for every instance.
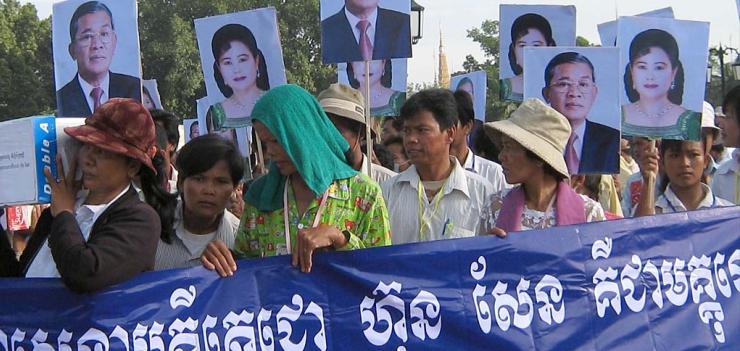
[322,7,347,25]
[349,172,383,194]
[586,120,620,136]
[378,6,410,20]
[464,169,493,192]
[714,196,735,207]
[110,72,141,85]
[58,75,80,94]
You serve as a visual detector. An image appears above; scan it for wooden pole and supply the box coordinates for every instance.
[364,60,373,177]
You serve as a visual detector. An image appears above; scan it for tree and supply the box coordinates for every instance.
[0,0,54,121]
[463,20,518,122]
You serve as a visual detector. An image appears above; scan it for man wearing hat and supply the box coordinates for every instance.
[381,89,493,244]
[318,83,397,183]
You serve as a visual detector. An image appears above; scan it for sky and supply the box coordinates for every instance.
[23,0,740,85]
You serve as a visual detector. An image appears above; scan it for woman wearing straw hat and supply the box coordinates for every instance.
[201,84,391,275]
[0,98,176,293]
[483,98,605,236]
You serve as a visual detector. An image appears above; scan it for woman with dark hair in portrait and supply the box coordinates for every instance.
[501,13,556,101]
[0,99,177,293]
[456,77,475,102]
[622,29,700,141]
[483,99,605,237]
[206,23,270,138]
[201,84,391,276]
[155,134,244,270]
[346,59,405,116]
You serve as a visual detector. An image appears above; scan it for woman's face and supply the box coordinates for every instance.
[351,60,385,87]
[514,28,547,68]
[190,123,200,139]
[218,40,259,92]
[719,106,740,147]
[181,160,235,221]
[459,81,474,101]
[662,141,707,189]
[629,47,677,101]
[78,143,137,195]
[498,135,541,184]
[253,121,297,176]
[143,93,155,110]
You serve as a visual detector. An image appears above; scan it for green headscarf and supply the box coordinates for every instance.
[245,84,358,211]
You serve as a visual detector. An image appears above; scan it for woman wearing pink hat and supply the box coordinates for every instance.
[0,98,177,293]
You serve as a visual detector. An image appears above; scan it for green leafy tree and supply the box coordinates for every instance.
[0,0,54,121]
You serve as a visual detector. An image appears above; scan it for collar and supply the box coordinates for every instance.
[344,6,378,37]
[326,177,351,201]
[462,147,475,170]
[397,157,471,198]
[77,71,110,98]
[75,183,130,224]
[173,199,233,244]
[716,149,740,175]
[658,183,716,212]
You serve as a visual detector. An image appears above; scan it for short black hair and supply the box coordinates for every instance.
[69,1,114,43]
[149,109,180,150]
[176,134,245,187]
[373,143,395,170]
[453,90,475,126]
[508,13,556,75]
[211,24,270,97]
[383,135,404,148]
[544,51,596,86]
[723,85,740,125]
[624,29,684,104]
[346,60,393,89]
[399,89,458,131]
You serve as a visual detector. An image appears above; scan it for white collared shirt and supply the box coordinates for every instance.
[362,154,397,184]
[710,149,740,204]
[571,121,587,160]
[344,6,378,46]
[78,72,110,113]
[657,183,733,213]
[461,148,508,193]
[25,185,130,278]
[381,158,493,244]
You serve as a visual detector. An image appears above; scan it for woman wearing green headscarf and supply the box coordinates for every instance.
[202,85,391,274]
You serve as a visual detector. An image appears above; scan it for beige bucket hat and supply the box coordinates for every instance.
[484,98,571,179]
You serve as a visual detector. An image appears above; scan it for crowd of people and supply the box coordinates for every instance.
[1,82,738,293]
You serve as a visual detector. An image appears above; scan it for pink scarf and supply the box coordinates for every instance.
[496,180,586,232]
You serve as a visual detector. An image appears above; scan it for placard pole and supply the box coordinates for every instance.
[364,60,373,177]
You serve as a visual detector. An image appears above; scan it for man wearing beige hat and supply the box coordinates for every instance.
[318,83,397,184]
[381,89,493,244]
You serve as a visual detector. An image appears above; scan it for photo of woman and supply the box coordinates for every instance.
[619,18,708,141]
[343,59,406,117]
[501,13,556,101]
[195,7,287,143]
[450,70,487,121]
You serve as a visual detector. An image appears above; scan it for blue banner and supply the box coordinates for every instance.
[1,207,739,350]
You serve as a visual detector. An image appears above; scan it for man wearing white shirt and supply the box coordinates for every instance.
[712,85,740,204]
[321,0,411,63]
[381,89,493,244]
[450,90,507,193]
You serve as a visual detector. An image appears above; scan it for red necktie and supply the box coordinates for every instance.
[91,87,103,111]
[357,20,373,61]
[565,133,580,175]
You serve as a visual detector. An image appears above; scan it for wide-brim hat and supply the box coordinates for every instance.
[484,98,571,179]
[318,83,378,137]
[64,98,157,173]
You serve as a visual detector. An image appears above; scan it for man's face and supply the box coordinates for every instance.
[345,0,379,14]
[543,62,598,124]
[69,10,116,81]
[402,110,455,167]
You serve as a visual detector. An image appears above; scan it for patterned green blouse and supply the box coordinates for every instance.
[234,173,392,258]
[371,91,406,117]
[621,108,701,141]
[207,102,253,131]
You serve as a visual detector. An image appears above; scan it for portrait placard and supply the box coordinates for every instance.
[617,16,709,141]
[320,0,412,64]
[337,59,407,117]
[52,0,143,117]
[183,119,200,144]
[195,7,286,132]
[498,4,576,102]
[524,47,621,175]
[142,79,163,110]
[597,7,674,47]
[450,71,487,121]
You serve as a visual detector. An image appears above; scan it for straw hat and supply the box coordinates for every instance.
[64,98,158,173]
[484,98,571,179]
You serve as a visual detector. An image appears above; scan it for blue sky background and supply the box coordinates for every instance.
[24,0,740,84]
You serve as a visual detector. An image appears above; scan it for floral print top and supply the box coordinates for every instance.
[234,173,391,258]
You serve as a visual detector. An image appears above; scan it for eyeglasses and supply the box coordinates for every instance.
[75,30,114,47]
[549,80,594,94]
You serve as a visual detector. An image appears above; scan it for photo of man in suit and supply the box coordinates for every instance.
[56,1,141,117]
[542,52,620,174]
[321,0,411,64]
